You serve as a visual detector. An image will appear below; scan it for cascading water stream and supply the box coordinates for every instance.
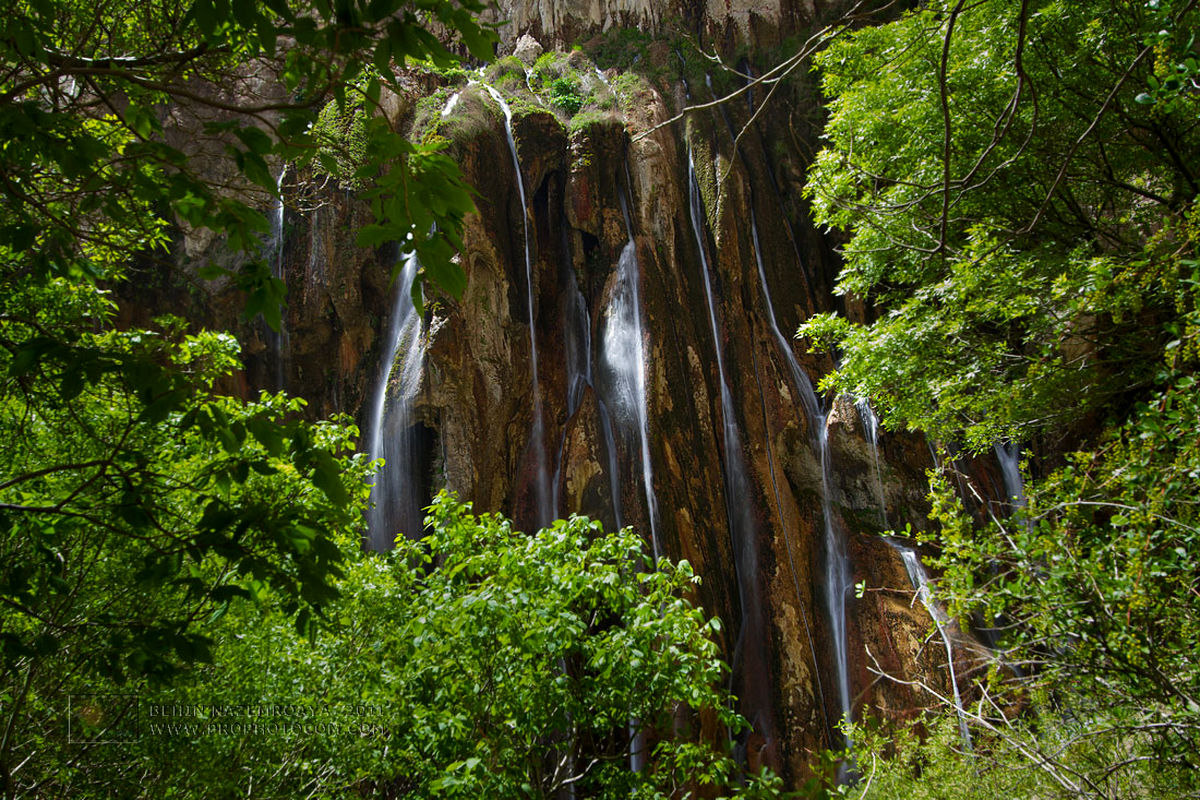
[306,205,326,304]
[894,543,973,751]
[686,148,775,756]
[523,69,546,106]
[599,178,660,559]
[994,441,1026,512]
[856,398,889,530]
[707,71,839,743]
[550,251,590,516]
[550,222,625,529]
[746,209,832,736]
[593,67,614,96]
[605,175,663,773]
[818,418,854,751]
[482,84,552,530]
[748,211,822,432]
[738,137,850,754]
[728,74,818,311]
[265,168,290,391]
[704,69,853,762]
[364,250,427,551]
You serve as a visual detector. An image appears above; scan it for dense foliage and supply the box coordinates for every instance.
[0,5,789,796]
[32,494,773,798]
[0,0,491,308]
[0,0,487,794]
[802,0,1200,795]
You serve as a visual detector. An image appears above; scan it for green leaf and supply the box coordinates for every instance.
[311,449,350,506]
[234,126,274,155]
[189,0,218,35]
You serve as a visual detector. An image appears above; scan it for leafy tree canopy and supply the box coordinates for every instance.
[801,0,1200,794]
[1,0,494,307]
[0,0,498,792]
[802,0,1199,450]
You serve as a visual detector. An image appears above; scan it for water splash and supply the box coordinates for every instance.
[482,83,552,530]
[364,251,427,551]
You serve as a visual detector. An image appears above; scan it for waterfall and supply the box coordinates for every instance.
[856,398,888,530]
[265,167,289,391]
[305,205,326,304]
[597,180,660,559]
[708,74,853,759]
[894,542,973,751]
[364,250,426,551]
[994,441,1026,511]
[550,250,590,519]
[708,70,843,746]
[687,148,775,756]
[818,418,854,749]
[551,223,625,530]
[749,210,822,433]
[523,69,545,106]
[746,208,834,736]
[483,84,552,530]
[599,182,662,773]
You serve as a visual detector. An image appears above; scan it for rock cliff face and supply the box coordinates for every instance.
[184,13,985,787]
[482,0,829,52]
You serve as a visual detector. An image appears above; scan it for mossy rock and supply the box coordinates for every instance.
[424,88,503,155]
[484,56,527,88]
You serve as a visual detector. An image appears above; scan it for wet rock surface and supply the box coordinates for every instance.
[154,8,975,786]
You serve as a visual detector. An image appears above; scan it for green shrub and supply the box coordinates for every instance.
[60,493,788,798]
[549,75,585,114]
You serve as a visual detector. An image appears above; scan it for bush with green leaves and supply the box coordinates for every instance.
[548,75,585,115]
[65,494,782,799]
[0,300,374,792]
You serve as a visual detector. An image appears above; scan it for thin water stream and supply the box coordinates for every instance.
[856,399,888,530]
[894,542,973,751]
[687,148,775,756]
[994,441,1026,511]
[483,83,552,530]
[265,168,289,391]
